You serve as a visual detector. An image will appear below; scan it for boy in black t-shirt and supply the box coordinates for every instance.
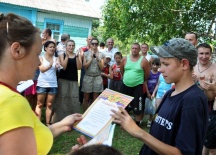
[111,38,208,155]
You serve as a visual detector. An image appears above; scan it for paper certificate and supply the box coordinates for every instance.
[73,89,134,138]
[82,123,116,147]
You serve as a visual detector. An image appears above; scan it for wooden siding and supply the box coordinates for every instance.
[37,12,92,29]
[0,4,34,24]
[36,22,44,32]
[63,26,89,38]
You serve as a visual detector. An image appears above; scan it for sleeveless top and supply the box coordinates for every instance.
[112,63,122,80]
[0,84,53,155]
[147,71,161,94]
[59,54,78,81]
[156,74,172,98]
[84,51,105,77]
[37,56,57,87]
[123,55,144,87]
[101,64,110,85]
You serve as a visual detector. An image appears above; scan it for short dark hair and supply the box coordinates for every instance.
[114,52,123,58]
[91,37,99,44]
[152,58,160,66]
[44,41,55,51]
[197,43,212,53]
[69,145,122,155]
[100,42,105,47]
[186,32,198,39]
[45,28,52,37]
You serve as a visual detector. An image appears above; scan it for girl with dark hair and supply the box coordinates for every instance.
[35,41,60,125]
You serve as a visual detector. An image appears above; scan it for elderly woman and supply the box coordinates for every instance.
[0,13,82,155]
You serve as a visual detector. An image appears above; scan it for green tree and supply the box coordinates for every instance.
[102,0,216,45]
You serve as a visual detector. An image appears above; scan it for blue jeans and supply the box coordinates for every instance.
[36,86,58,94]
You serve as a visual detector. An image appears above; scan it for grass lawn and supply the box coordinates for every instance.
[48,110,150,155]
[48,70,150,155]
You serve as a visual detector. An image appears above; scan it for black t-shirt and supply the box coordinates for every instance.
[140,84,208,155]
[59,54,78,81]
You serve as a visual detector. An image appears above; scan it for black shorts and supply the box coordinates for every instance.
[204,110,216,149]
[121,83,145,115]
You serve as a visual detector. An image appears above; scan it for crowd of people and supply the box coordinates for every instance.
[0,13,216,155]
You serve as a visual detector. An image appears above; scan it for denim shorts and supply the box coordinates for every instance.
[36,86,58,94]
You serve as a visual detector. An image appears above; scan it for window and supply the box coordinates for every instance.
[44,19,63,41]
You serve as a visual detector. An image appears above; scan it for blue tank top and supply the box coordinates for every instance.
[156,74,172,98]
[147,71,161,94]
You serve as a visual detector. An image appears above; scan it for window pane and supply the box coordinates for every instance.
[53,32,60,41]
[45,23,61,41]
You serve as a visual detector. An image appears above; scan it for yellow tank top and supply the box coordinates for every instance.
[0,85,53,155]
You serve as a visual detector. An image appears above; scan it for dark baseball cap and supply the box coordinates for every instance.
[150,38,197,66]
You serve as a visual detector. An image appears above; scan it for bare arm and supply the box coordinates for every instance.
[145,81,151,98]
[75,49,82,70]
[59,54,68,70]
[111,107,182,155]
[142,57,150,83]
[48,113,82,138]
[149,56,154,67]
[101,66,113,79]
[83,54,93,70]
[76,54,82,70]
[152,79,160,99]
[109,65,113,79]
[120,56,126,76]
[0,127,37,155]
[38,56,53,73]
[96,58,104,70]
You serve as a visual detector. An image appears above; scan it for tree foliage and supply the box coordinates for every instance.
[102,0,216,45]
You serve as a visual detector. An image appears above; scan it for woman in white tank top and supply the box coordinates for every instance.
[35,41,60,125]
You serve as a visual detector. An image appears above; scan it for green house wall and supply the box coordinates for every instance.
[36,22,88,38]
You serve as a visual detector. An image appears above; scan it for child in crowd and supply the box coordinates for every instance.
[153,73,172,109]
[109,52,123,92]
[145,58,161,127]
[111,38,208,155]
[101,55,113,90]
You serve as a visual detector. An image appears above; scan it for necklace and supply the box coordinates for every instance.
[198,62,212,73]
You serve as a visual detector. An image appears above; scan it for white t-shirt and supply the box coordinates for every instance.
[103,47,119,66]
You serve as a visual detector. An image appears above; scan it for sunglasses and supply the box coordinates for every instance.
[91,43,98,46]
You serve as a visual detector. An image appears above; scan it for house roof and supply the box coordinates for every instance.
[0,0,100,19]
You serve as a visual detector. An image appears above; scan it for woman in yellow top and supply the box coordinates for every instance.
[0,13,82,155]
